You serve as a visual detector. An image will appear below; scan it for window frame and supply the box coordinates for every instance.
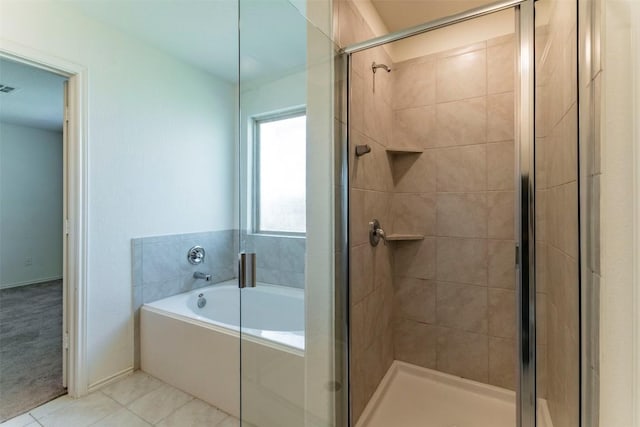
[251,107,307,237]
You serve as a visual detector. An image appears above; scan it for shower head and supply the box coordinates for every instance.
[372,62,391,73]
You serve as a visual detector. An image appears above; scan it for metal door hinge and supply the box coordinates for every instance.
[64,219,70,235]
[515,244,520,266]
[239,253,257,288]
[63,332,69,349]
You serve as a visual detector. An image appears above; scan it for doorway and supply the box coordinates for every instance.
[0,52,86,421]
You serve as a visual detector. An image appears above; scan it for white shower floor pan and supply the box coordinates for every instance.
[356,361,553,427]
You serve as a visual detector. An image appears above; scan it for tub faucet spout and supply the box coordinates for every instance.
[193,271,211,281]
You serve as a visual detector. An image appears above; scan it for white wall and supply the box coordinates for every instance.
[599,0,640,425]
[0,122,63,288]
[0,1,236,387]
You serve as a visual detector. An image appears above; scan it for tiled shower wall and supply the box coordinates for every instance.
[536,0,580,425]
[338,1,396,420]
[389,36,518,389]
[338,0,520,421]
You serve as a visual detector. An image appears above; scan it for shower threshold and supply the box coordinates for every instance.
[356,361,553,427]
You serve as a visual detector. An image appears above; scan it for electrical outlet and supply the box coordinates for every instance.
[24,256,32,266]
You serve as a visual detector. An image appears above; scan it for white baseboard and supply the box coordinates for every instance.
[87,367,133,394]
[0,276,63,290]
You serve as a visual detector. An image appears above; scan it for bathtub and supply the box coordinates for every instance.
[141,280,305,424]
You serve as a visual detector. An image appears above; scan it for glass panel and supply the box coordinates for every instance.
[534,0,580,425]
[238,0,341,425]
[346,8,519,426]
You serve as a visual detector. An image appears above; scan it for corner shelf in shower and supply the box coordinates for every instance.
[386,234,425,241]
[385,147,424,155]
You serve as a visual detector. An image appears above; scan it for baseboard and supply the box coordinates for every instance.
[0,276,62,290]
[87,367,133,394]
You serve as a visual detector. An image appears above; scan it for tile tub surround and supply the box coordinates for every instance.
[0,280,65,422]
[242,234,306,289]
[0,370,240,427]
[131,230,237,369]
[389,35,518,391]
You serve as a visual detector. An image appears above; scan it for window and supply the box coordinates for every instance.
[253,110,306,234]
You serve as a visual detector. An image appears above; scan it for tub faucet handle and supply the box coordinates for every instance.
[194,272,211,281]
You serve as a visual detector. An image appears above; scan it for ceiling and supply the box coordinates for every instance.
[67,0,308,84]
[370,0,500,32]
[0,58,67,131]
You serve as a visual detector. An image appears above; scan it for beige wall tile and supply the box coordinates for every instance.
[436,192,487,238]
[488,337,516,390]
[394,318,437,368]
[487,141,515,191]
[436,327,489,382]
[350,72,364,133]
[537,344,548,398]
[487,92,515,142]
[536,240,548,294]
[390,193,436,236]
[393,106,436,150]
[488,288,516,339]
[562,181,579,259]
[435,97,486,147]
[351,299,366,355]
[436,237,487,285]
[350,188,367,245]
[394,277,436,324]
[363,83,392,146]
[349,131,370,190]
[373,243,393,291]
[392,59,436,109]
[362,288,385,349]
[436,145,487,192]
[487,41,515,94]
[350,244,373,304]
[364,190,391,228]
[487,191,515,239]
[488,239,516,289]
[537,292,547,344]
[394,238,436,280]
[436,282,488,333]
[436,50,487,102]
[393,151,436,193]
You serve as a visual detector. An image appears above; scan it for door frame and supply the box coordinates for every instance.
[0,39,89,397]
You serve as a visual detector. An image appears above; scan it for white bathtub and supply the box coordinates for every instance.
[140,280,306,424]
[144,280,305,350]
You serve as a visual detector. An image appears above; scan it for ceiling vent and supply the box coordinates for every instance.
[0,84,17,93]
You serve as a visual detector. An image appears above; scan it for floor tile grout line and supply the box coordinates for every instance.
[150,394,195,426]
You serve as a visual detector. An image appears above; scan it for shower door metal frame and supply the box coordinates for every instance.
[340,0,537,426]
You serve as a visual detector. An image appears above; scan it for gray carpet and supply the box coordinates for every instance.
[0,280,66,422]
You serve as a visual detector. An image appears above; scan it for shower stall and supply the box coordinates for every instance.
[337,0,580,426]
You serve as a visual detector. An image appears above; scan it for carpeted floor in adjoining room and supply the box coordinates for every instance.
[0,280,66,422]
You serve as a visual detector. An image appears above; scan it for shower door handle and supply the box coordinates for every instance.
[238,252,257,288]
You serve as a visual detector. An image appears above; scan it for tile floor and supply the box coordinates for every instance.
[0,371,239,427]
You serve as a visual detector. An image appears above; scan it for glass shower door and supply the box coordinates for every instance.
[237,0,342,425]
